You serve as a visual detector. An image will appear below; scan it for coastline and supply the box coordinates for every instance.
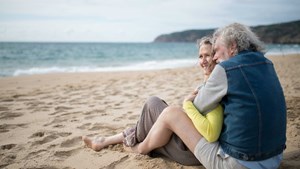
[0,54,299,168]
[1,42,299,77]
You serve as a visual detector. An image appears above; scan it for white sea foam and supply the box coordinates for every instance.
[2,42,300,77]
[13,59,197,76]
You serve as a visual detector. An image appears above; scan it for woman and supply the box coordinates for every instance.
[82,36,222,165]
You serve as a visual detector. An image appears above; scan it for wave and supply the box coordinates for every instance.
[12,59,197,76]
[265,44,300,56]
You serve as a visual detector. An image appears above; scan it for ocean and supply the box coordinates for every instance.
[0,42,299,77]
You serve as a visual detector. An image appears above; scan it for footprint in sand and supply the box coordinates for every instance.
[53,148,80,159]
[52,124,65,128]
[56,132,72,137]
[88,123,108,131]
[44,117,66,127]
[0,112,23,120]
[25,149,48,160]
[30,131,72,146]
[93,96,104,100]
[0,106,9,111]
[84,115,97,120]
[88,123,121,131]
[1,143,17,150]
[113,111,137,121]
[29,131,45,138]
[49,106,73,116]
[83,110,99,115]
[0,123,27,133]
[102,155,129,169]
[77,123,91,130]
[113,116,123,122]
[0,98,14,102]
[0,154,17,168]
[60,136,81,148]
[0,144,18,167]
[54,106,73,112]
[128,114,139,120]
[31,135,59,146]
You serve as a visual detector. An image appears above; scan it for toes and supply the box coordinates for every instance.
[82,136,92,148]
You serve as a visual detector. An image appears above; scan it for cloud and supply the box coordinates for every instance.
[0,0,299,42]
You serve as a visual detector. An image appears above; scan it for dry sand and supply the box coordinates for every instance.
[0,54,299,169]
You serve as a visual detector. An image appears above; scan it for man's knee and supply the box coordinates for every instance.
[163,105,184,113]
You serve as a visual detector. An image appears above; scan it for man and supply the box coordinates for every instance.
[124,23,286,169]
[193,23,286,168]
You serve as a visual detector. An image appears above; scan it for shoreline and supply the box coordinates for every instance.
[1,53,299,78]
[0,54,299,168]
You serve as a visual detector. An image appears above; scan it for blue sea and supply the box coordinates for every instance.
[0,42,299,77]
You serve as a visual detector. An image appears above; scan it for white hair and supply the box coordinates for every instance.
[196,36,212,49]
[213,23,265,54]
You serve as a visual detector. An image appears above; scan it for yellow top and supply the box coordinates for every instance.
[183,101,223,142]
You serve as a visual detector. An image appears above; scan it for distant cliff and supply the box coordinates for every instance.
[154,20,300,44]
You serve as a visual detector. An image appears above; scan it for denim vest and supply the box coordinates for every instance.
[218,51,286,161]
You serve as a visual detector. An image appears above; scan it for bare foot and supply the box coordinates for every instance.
[82,136,106,151]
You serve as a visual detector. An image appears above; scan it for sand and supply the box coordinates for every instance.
[0,54,299,169]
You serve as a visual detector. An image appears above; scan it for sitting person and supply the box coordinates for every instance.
[82,36,223,166]
[183,36,223,142]
[123,23,286,169]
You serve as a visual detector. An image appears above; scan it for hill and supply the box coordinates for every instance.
[153,20,300,44]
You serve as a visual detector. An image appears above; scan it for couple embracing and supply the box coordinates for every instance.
[83,23,286,169]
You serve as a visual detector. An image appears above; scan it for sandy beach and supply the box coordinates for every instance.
[0,54,300,169]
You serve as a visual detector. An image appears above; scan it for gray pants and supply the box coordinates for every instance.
[133,96,200,166]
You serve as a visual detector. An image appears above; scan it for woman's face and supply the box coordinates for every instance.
[198,44,214,75]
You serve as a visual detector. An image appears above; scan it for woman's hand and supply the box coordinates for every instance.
[184,90,198,103]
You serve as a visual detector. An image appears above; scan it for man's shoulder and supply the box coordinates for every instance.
[219,51,270,69]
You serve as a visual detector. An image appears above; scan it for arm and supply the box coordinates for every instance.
[183,101,223,142]
[193,65,228,114]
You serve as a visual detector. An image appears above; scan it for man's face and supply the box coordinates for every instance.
[212,37,232,63]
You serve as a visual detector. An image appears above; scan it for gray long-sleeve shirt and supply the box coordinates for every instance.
[193,65,228,115]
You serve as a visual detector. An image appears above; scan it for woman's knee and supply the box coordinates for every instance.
[145,96,167,107]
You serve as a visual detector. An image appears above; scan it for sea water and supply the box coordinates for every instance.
[0,42,299,77]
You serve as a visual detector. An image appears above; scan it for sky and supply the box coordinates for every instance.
[0,0,299,42]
